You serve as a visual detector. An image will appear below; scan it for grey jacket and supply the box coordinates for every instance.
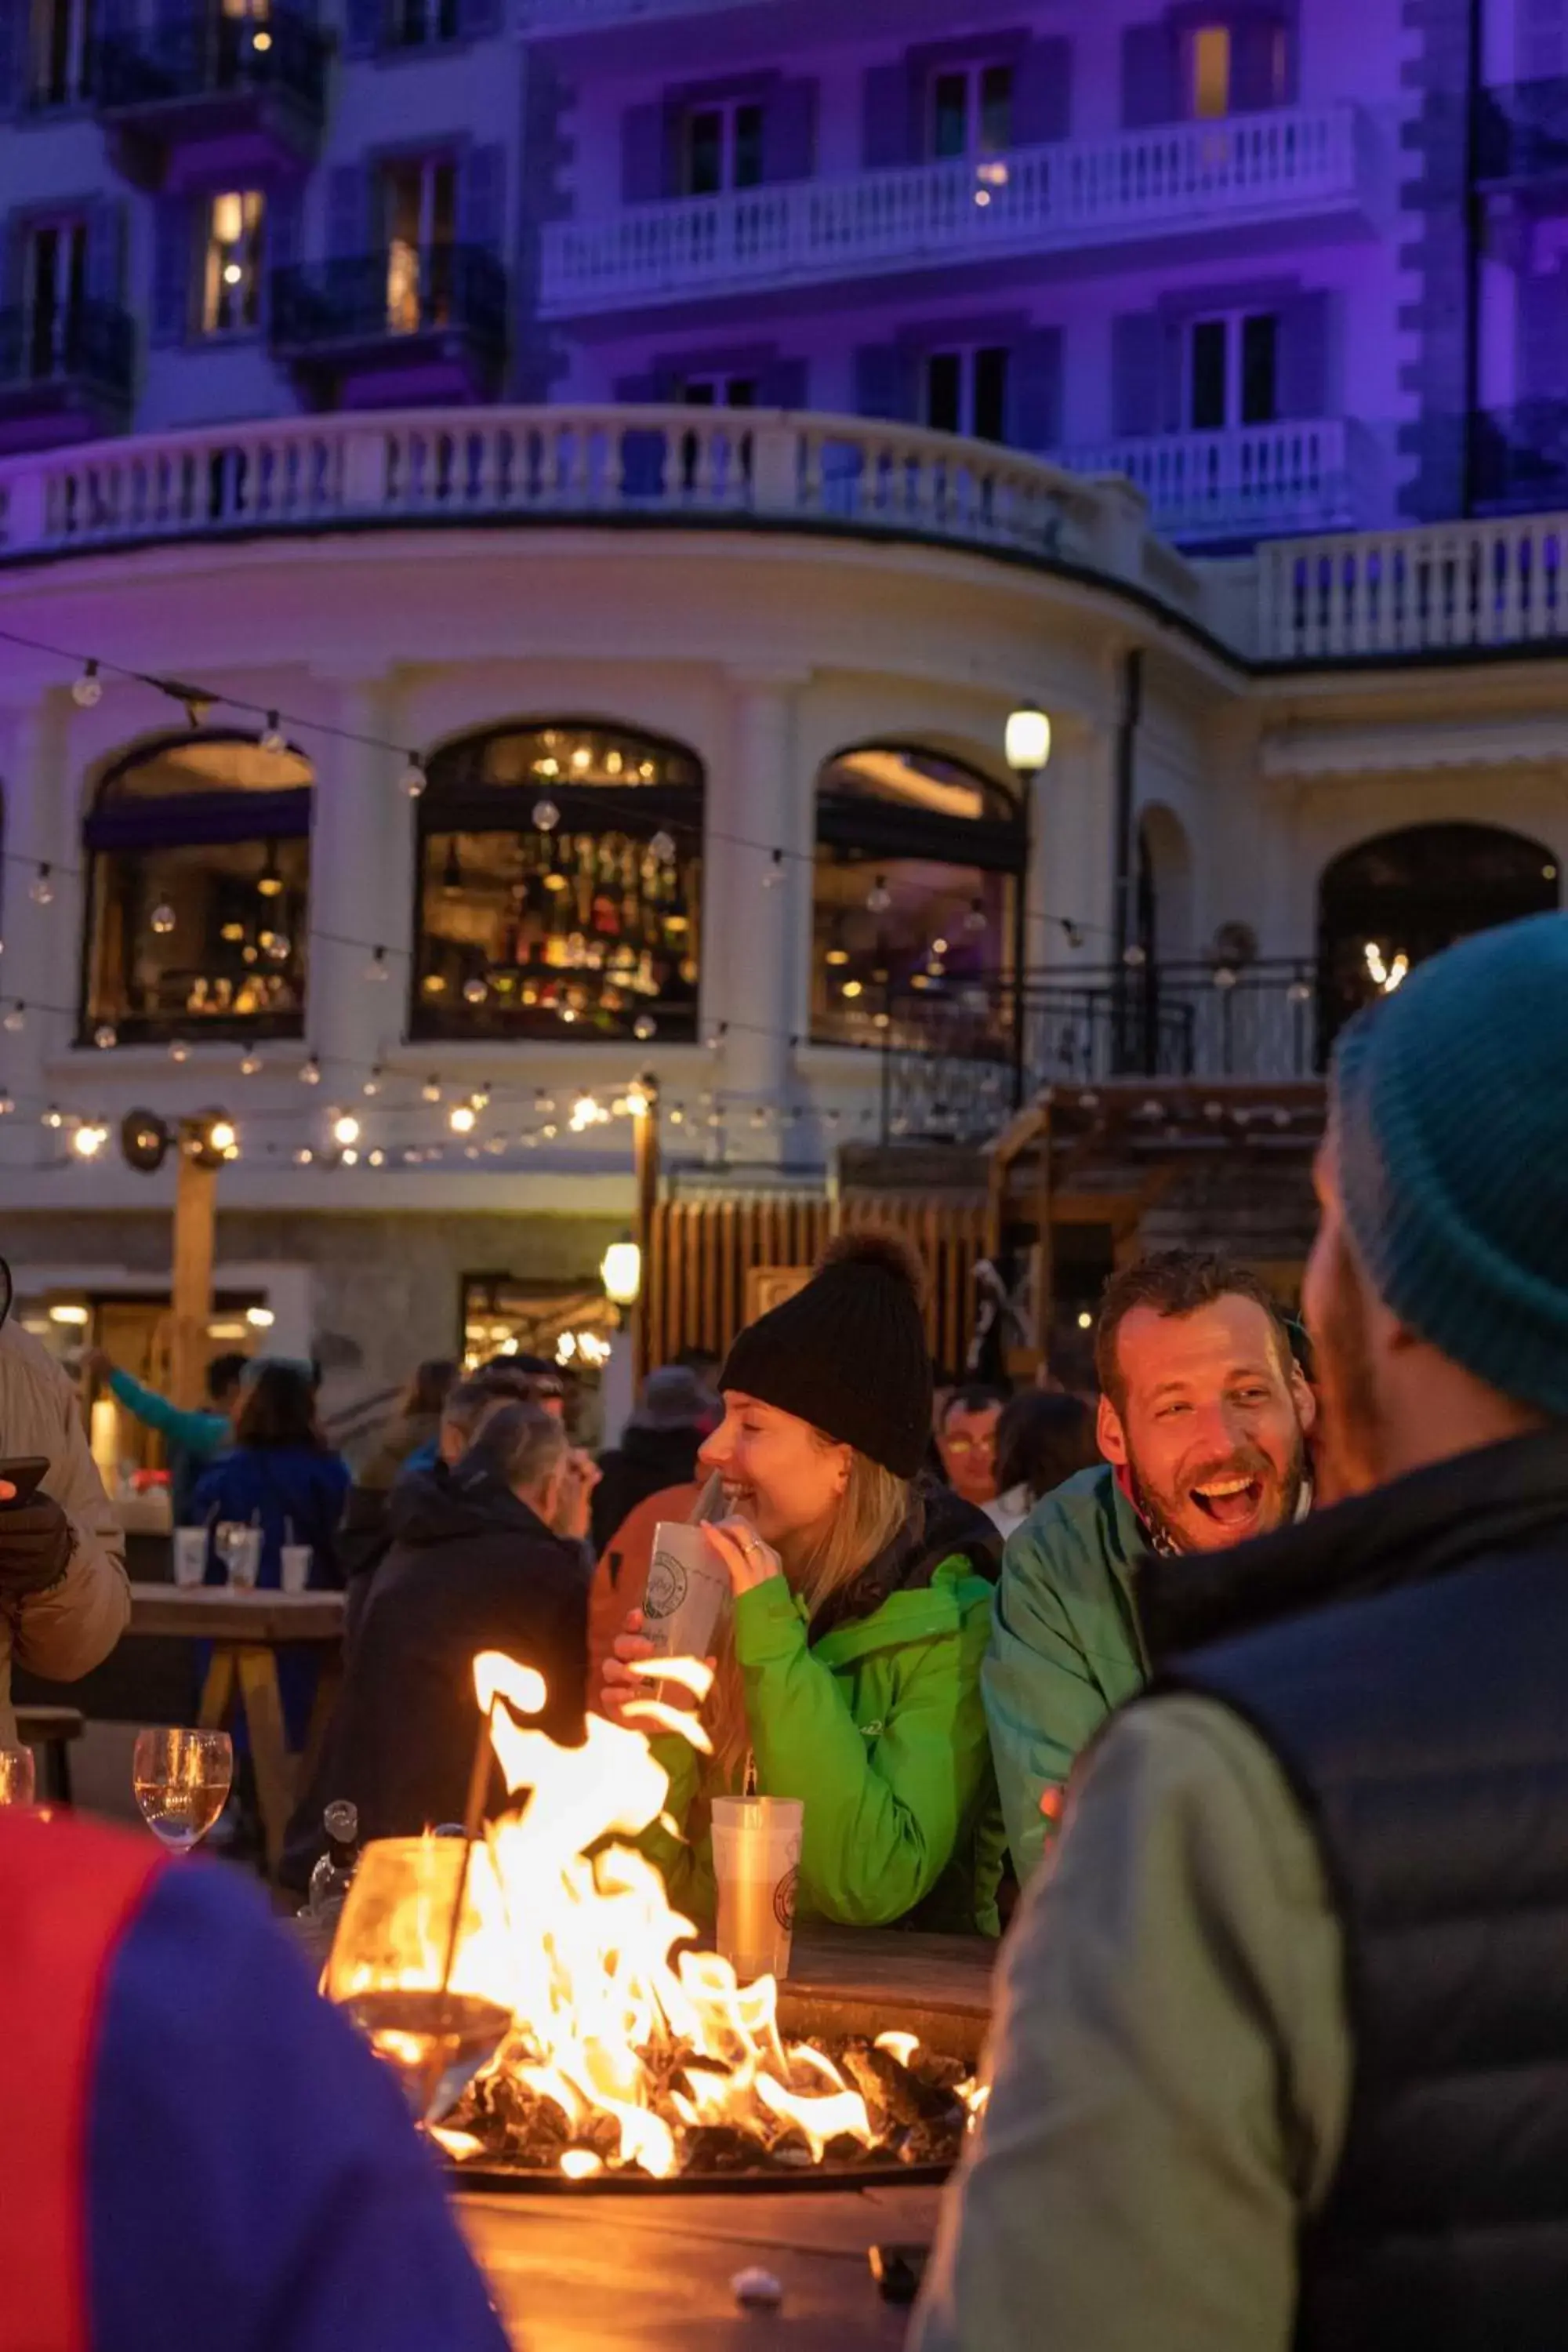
[0,1318,129,1746]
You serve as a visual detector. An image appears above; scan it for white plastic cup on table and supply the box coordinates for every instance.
[0,1747,36,1808]
[280,1543,312,1596]
[216,1521,263,1589]
[711,1794,803,1984]
[172,1526,209,1588]
[643,1521,730,1662]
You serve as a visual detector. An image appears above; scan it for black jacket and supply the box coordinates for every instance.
[281,1461,590,1886]
[1149,1427,1568,2352]
[590,1421,704,1555]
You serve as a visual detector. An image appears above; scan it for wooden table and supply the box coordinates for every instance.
[457,1927,996,2350]
[125,1584,345,1873]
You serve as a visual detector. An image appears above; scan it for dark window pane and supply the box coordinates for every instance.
[1189,318,1228,430]
[681,380,717,405]
[733,101,764,188]
[926,350,962,434]
[437,0,459,38]
[931,71,967,158]
[973,345,1010,441]
[687,108,724,195]
[432,159,457,244]
[1240,311,1277,424]
[725,377,757,408]
[979,62,1014,154]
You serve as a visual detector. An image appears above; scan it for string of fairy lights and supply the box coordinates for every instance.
[0,620,1100,1168]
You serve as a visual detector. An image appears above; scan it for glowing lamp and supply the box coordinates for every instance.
[601,1240,642,1307]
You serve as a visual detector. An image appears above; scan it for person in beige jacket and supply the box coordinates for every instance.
[0,1295,129,1749]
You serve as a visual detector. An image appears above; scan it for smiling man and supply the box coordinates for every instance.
[984,1250,1314,1886]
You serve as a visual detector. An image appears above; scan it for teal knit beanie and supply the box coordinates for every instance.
[1332,911,1568,1414]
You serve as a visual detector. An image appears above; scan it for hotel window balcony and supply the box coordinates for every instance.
[539,101,1374,318]
[270,244,509,405]
[94,0,331,187]
[0,297,136,454]
[1060,418,1381,546]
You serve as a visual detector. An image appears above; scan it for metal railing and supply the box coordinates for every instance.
[540,104,1369,314]
[875,960,1322,1143]
[95,3,330,115]
[270,247,509,354]
[0,302,136,402]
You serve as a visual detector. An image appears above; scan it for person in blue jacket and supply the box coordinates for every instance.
[1,1804,510,2352]
[191,1361,350,1592]
[85,1345,247,1519]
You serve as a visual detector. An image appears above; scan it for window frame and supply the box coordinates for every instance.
[199,188,267,337]
[380,153,459,332]
[922,343,1013,442]
[20,213,89,377]
[28,0,94,109]
[927,58,1016,161]
[1185,307,1279,431]
[681,96,766,197]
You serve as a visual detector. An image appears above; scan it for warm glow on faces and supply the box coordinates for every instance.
[1097,1295,1313,1553]
[698,1392,851,1552]
[938,1403,1001,1507]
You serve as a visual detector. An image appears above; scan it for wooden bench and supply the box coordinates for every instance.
[14,1704,85,1804]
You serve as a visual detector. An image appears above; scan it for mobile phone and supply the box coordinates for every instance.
[869,2245,929,2305]
[0,1457,50,1506]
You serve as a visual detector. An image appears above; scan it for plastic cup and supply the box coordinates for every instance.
[711,1795,803,1984]
[280,1544,312,1595]
[227,1529,263,1590]
[643,1522,730,1661]
[172,1527,209,1588]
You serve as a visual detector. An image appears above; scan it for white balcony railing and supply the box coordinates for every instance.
[1258,510,1568,658]
[1063,419,1377,545]
[540,105,1370,315]
[0,400,1217,623]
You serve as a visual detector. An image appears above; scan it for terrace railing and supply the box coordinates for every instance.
[1257,510,1568,657]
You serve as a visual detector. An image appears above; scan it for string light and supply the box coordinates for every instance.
[151,901,176,935]
[362,1066,382,1096]
[964,899,989,935]
[866,875,891,914]
[421,1076,441,1103]
[169,1037,190,1062]
[449,1104,476,1134]
[0,1092,12,1115]
[256,848,284,900]
[365,945,390,982]
[299,1054,322,1084]
[470,1082,491,1111]
[1123,942,1148,968]
[401,759,427,799]
[294,1146,314,1165]
[260,712,285,756]
[71,659,102,708]
[763,848,784,890]
[239,1050,262,1076]
[463,976,488,1005]
[633,1014,656,1041]
[72,1121,108,1158]
[649,830,676,863]
[341,1146,359,1166]
[532,797,561,833]
[2,1004,24,1033]
[29,866,53,907]
[93,1022,117,1049]
[42,1104,63,1128]
[332,1112,361,1146]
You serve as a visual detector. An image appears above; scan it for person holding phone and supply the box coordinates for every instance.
[0,1258,129,1751]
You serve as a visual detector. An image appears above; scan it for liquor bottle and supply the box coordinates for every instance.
[307,1798,361,1927]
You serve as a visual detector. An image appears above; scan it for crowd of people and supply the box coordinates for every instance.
[2,908,1566,2347]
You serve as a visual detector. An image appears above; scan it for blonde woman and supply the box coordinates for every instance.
[602,1233,1005,1936]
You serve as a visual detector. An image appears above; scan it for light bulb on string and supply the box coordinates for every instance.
[1061,919,1084,950]
[239,1050,262,1076]
[294,1146,314,1165]
[150,901,176,936]
[866,875,891,914]
[449,1104,476,1134]
[762,848,784,891]
[260,712,285,757]
[532,797,561,833]
[1123,942,1148,969]
[964,899,989,936]
[332,1113,360,1147]
[421,1076,441,1103]
[29,866,54,908]
[341,1147,359,1167]
[71,660,103,709]
[365,945,390,982]
[463,976,488,1006]
[93,1022,117,1050]
[260,929,290,963]
[368,1149,385,1167]
[633,1014,656,1042]
[533,1091,555,1115]
[169,1037,190,1063]
[705,1021,728,1052]
[362,1066,382,1098]
[256,844,284,900]
[42,1104,63,1128]
[299,1054,321,1085]
[0,1092,12,1116]
[72,1122,107,1158]
[401,758,427,799]
[649,829,676,864]
[470,1082,492,1111]
[2,1003,25,1034]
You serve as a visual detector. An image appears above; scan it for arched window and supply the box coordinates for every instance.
[1318,821,1560,1049]
[84,733,312,1042]
[812,744,1025,1046]
[413,720,704,1042]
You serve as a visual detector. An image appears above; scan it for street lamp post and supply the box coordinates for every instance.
[1004,705,1053,1112]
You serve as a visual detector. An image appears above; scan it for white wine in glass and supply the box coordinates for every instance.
[133,1728,234,1853]
[0,1748,36,1807]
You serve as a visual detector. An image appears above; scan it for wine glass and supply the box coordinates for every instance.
[215,1519,257,1588]
[132,1727,233,1853]
[0,1748,36,1807]
[324,1837,513,2125]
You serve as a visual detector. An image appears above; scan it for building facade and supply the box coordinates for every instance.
[0,0,1563,1396]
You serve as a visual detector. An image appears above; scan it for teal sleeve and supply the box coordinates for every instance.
[983,1532,1116,1889]
[108,1370,229,1461]
[734,1576,994,1930]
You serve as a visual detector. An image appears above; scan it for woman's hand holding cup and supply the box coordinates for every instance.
[704,1518,782,1596]
[599,1606,656,1722]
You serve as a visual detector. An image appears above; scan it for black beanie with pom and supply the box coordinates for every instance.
[718,1229,932,1479]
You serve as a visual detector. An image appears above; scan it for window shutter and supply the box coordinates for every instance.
[267,183,303,270]
[760,354,808,409]
[1232,13,1287,111]
[761,78,817,183]
[1011,36,1072,145]
[621,101,671,203]
[459,142,505,250]
[343,0,383,58]
[1121,23,1177,128]
[862,60,916,168]
[85,201,129,303]
[459,0,501,35]
[1520,265,1568,401]
[1111,311,1165,436]
[0,0,19,117]
[1277,291,1331,417]
[1013,325,1064,452]
[855,342,915,421]
[151,197,191,346]
[327,162,369,256]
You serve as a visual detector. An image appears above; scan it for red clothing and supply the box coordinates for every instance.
[588,1479,701,1700]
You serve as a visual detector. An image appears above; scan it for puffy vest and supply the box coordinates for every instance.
[0,1813,160,2352]
[1178,1538,1568,2352]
